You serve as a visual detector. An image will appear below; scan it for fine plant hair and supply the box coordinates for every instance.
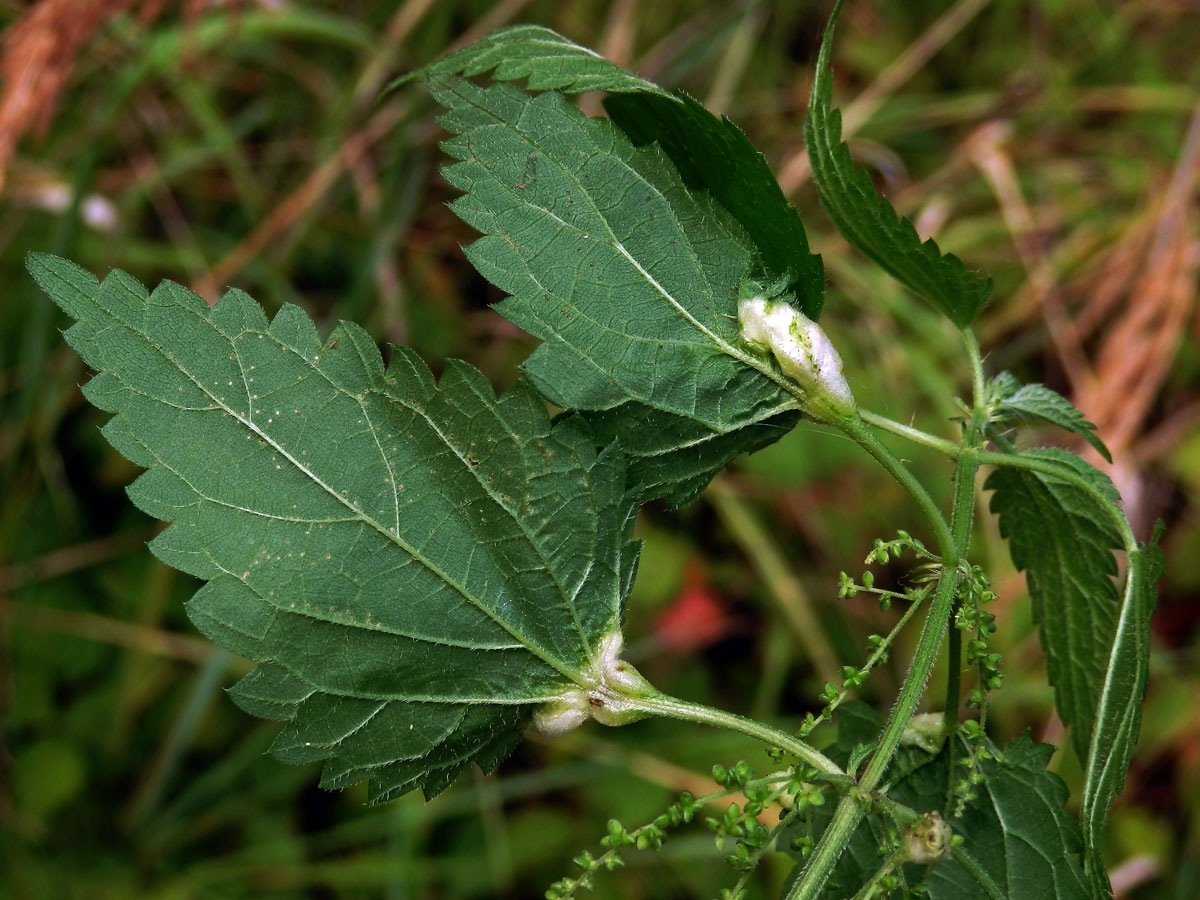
[30,2,1162,898]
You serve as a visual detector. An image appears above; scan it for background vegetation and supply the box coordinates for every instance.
[1,1,1197,897]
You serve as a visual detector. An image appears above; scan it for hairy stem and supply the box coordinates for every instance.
[963,328,987,419]
[784,531,968,899]
[848,849,903,900]
[942,327,988,810]
[786,328,988,899]
[942,598,963,814]
[951,846,1007,900]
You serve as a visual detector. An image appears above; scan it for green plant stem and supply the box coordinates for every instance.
[803,583,927,736]
[963,328,987,416]
[942,328,988,811]
[628,692,847,779]
[786,329,988,900]
[942,600,963,815]
[849,849,902,900]
[951,845,1007,900]
[836,413,955,559]
[858,409,959,456]
[784,542,966,899]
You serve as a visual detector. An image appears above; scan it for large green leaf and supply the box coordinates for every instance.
[783,705,1089,899]
[576,403,800,507]
[806,0,992,327]
[985,451,1122,767]
[428,76,806,504]
[29,252,645,802]
[986,450,1162,895]
[605,91,825,319]
[910,737,1090,900]
[402,26,823,319]
[916,736,1091,900]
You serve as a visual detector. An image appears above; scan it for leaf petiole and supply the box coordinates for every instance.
[626,692,847,779]
[857,409,960,456]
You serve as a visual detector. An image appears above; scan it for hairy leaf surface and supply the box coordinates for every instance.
[912,737,1089,900]
[806,0,991,327]
[406,25,823,320]
[784,705,1089,899]
[29,252,641,802]
[428,76,805,503]
[605,91,824,319]
[989,372,1111,461]
[985,451,1122,766]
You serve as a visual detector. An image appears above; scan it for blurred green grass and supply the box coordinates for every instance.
[2,1,1198,897]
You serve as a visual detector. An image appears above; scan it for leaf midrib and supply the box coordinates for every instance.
[1081,543,1148,827]
[442,77,808,408]
[91,273,592,686]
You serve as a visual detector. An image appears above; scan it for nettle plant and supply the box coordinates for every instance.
[32,4,1162,899]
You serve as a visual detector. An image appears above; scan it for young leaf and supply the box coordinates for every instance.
[806,0,992,327]
[989,371,1111,462]
[783,720,1090,899]
[28,252,649,802]
[428,76,807,503]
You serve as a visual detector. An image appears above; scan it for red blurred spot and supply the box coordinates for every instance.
[654,565,731,653]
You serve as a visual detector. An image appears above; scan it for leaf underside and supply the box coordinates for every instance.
[406,25,824,321]
[985,451,1122,768]
[604,91,824,320]
[986,451,1162,896]
[806,0,991,327]
[29,252,639,802]
[430,75,803,505]
[1080,525,1162,896]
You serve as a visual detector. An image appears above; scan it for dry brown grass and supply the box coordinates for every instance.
[1,0,138,191]
[0,0,252,192]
